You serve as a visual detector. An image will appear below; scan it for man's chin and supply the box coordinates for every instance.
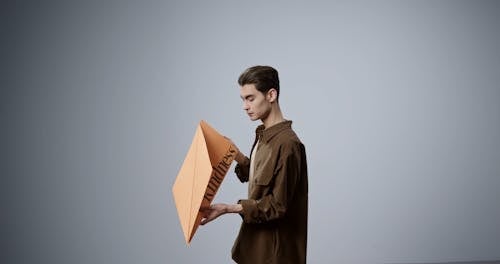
[249,115,260,121]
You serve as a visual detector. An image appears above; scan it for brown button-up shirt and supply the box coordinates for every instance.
[232,120,308,264]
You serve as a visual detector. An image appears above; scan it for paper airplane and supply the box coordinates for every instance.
[172,120,237,244]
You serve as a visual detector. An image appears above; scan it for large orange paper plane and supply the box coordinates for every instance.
[172,120,237,244]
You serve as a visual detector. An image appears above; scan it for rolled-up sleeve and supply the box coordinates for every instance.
[234,156,250,183]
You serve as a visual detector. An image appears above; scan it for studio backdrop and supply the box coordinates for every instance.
[2,1,500,263]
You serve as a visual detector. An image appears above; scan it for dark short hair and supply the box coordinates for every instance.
[238,65,280,98]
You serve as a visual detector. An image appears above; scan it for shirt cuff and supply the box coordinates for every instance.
[237,199,260,223]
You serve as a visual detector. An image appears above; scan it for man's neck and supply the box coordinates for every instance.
[262,104,285,128]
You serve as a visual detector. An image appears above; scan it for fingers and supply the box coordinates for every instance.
[200,205,214,225]
[200,204,226,226]
[224,136,240,152]
[200,210,216,225]
[200,217,212,225]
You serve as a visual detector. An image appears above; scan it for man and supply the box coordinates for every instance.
[201,66,308,264]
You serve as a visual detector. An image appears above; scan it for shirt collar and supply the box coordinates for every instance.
[255,120,292,143]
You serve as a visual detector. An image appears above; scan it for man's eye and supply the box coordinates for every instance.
[248,98,254,102]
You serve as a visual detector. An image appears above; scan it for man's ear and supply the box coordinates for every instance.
[267,88,278,103]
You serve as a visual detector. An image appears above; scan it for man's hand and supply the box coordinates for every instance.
[225,137,240,153]
[200,203,243,225]
[200,203,227,225]
[225,136,246,164]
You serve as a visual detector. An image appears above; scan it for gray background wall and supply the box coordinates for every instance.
[2,1,500,263]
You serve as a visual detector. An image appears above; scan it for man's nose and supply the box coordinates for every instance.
[242,102,250,110]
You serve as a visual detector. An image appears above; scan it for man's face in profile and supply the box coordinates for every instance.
[240,84,272,121]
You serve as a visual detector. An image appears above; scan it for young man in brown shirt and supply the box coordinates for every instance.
[201,66,308,264]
